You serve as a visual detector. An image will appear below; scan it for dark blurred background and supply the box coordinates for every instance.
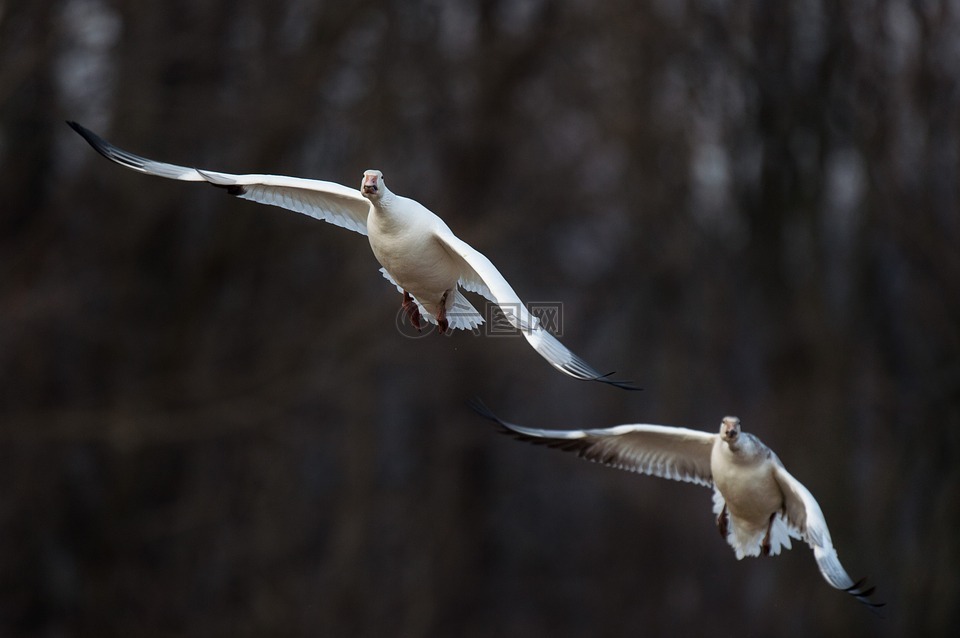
[2,0,958,636]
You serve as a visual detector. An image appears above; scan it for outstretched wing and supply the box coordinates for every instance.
[471,400,714,485]
[68,121,371,235]
[434,226,637,390]
[774,465,884,608]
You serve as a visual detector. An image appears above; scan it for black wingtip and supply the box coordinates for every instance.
[594,371,643,391]
[66,120,100,147]
[845,577,886,613]
[466,398,522,437]
[467,398,502,425]
[66,120,119,163]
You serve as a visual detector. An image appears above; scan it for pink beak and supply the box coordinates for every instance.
[722,418,739,440]
[362,174,379,194]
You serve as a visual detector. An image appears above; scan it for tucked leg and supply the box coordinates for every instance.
[436,291,450,334]
[716,504,729,539]
[402,291,423,331]
[761,512,777,556]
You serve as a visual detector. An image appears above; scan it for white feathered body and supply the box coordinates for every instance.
[368,197,452,306]
[367,193,483,329]
[711,433,798,559]
[67,122,636,387]
[473,403,882,607]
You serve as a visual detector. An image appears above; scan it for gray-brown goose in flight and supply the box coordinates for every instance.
[68,122,636,389]
[472,401,883,608]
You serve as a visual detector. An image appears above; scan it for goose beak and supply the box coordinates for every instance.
[721,416,740,440]
[362,174,379,195]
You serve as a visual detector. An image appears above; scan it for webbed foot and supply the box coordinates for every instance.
[402,291,423,331]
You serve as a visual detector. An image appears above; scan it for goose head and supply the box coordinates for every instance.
[361,169,385,201]
[720,416,741,446]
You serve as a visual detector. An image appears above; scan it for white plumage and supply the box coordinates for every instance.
[69,122,635,389]
[473,402,883,608]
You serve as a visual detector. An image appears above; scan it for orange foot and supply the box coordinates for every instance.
[402,291,422,331]
[761,512,777,556]
[437,291,449,334]
[717,504,729,539]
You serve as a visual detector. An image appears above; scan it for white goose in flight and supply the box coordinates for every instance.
[472,401,883,608]
[68,122,636,389]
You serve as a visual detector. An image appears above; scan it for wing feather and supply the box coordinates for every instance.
[434,227,637,389]
[471,400,714,486]
[68,121,371,235]
[774,465,884,607]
